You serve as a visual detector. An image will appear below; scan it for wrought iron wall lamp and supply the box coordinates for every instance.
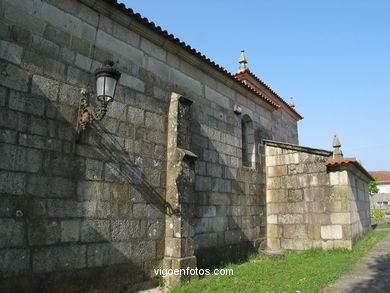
[76,60,121,136]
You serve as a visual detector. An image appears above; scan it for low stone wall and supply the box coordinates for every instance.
[265,140,371,251]
[371,217,390,225]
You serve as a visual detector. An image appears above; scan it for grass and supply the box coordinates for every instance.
[374,224,390,229]
[169,230,389,293]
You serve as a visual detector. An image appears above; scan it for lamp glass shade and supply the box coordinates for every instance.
[96,74,118,103]
[95,61,121,103]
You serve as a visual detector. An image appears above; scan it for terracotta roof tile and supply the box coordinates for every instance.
[233,70,303,119]
[369,171,390,182]
[103,0,282,110]
[326,157,374,180]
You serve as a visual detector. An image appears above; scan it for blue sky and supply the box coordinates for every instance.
[122,0,390,171]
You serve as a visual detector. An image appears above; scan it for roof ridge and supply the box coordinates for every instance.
[233,69,303,119]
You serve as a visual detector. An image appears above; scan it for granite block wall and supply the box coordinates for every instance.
[265,141,371,251]
[0,0,299,291]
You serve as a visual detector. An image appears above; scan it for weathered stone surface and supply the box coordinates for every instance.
[85,158,104,180]
[265,142,370,252]
[0,248,30,277]
[33,245,86,273]
[0,144,42,173]
[81,219,110,242]
[288,189,303,202]
[28,220,61,246]
[9,90,45,116]
[321,225,343,240]
[61,219,80,242]
[111,219,142,241]
[0,219,25,248]
[0,40,23,64]
[0,171,25,195]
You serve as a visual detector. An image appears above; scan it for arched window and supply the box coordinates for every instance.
[241,115,255,167]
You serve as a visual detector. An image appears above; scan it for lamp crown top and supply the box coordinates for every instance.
[104,60,114,67]
[95,60,121,80]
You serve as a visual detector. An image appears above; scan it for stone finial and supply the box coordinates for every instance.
[289,96,295,108]
[238,49,249,73]
[332,134,343,158]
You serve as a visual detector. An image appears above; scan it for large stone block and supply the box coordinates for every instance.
[330,213,351,225]
[267,165,287,177]
[267,177,281,189]
[0,248,30,277]
[81,219,110,242]
[61,219,80,242]
[0,171,25,195]
[111,219,142,241]
[0,144,42,173]
[332,185,350,199]
[170,68,202,96]
[67,66,90,86]
[9,90,45,116]
[28,220,61,246]
[140,37,167,62]
[33,244,86,273]
[281,238,312,250]
[328,200,351,212]
[225,230,242,245]
[31,34,60,58]
[195,233,218,249]
[147,219,163,240]
[278,214,304,224]
[266,189,288,203]
[267,224,281,239]
[58,83,80,106]
[0,218,25,248]
[288,189,303,202]
[208,192,231,205]
[120,73,145,93]
[127,105,144,125]
[85,158,104,180]
[131,239,156,263]
[195,218,213,233]
[96,28,143,59]
[196,206,216,218]
[145,111,164,131]
[44,24,71,47]
[27,175,76,198]
[77,181,110,201]
[321,225,343,240]
[0,40,23,65]
[267,238,281,251]
[283,224,307,239]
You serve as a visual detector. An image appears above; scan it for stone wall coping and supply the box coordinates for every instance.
[264,139,333,157]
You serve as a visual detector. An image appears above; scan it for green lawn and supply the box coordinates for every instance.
[170,230,389,293]
[374,224,390,229]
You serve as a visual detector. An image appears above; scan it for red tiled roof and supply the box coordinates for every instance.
[369,171,390,182]
[233,70,303,119]
[103,0,283,110]
[326,157,374,180]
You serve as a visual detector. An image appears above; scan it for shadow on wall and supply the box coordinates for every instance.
[189,111,269,267]
[0,82,174,293]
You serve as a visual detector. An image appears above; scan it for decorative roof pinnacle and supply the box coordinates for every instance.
[238,49,249,73]
[289,96,295,108]
[332,134,343,158]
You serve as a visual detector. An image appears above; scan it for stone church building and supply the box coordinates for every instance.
[0,0,372,292]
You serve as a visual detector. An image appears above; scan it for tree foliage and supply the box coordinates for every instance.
[368,177,379,196]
